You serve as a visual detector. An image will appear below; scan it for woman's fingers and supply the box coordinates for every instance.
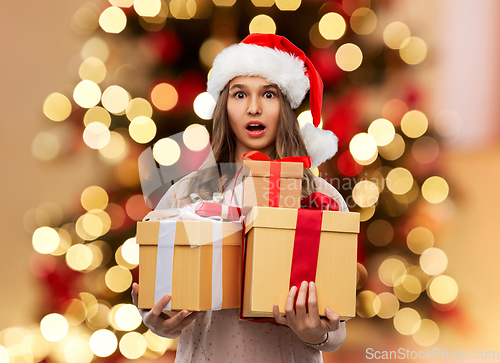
[273,304,286,325]
[131,283,139,307]
[163,310,199,330]
[284,286,298,317]
[323,307,341,331]
[295,281,308,318]
[307,281,320,318]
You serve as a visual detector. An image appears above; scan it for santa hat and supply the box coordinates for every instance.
[207,33,338,168]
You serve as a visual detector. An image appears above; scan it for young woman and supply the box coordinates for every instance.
[132,33,349,362]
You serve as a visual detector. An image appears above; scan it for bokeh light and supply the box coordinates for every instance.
[31,132,61,161]
[193,92,216,120]
[400,36,427,65]
[412,136,439,164]
[169,0,197,20]
[249,15,276,34]
[144,330,173,353]
[251,0,274,6]
[309,22,334,48]
[110,0,134,7]
[407,227,434,254]
[43,93,72,122]
[126,98,153,121]
[275,0,301,11]
[84,106,111,127]
[382,99,408,126]
[63,299,87,326]
[367,219,393,246]
[373,292,399,319]
[393,308,421,335]
[350,8,377,35]
[129,116,157,144]
[114,304,142,331]
[386,167,413,195]
[428,275,458,304]
[74,80,101,108]
[81,37,110,62]
[98,131,128,162]
[352,180,379,208]
[356,290,377,318]
[134,0,161,17]
[99,6,127,33]
[81,186,108,212]
[40,314,69,342]
[297,110,323,128]
[401,110,428,138]
[394,274,422,303]
[336,43,363,72]
[102,85,130,114]
[64,339,93,363]
[89,329,118,357]
[119,332,147,359]
[412,319,439,346]
[342,0,370,15]
[378,133,405,161]
[349,133,377,164]
[318,12,346,40]
[199,38,226,69]
[79,57,107,84]
[105,266,133,293]
[153,138,181,166]
[66,245,93,271]
[383,21,411,49]
[368,118,395,146]
[83,122,111,149]
[32,227,59,254]
[183,124,210,151]
[151,83,178,111]
[71,4,99,34]
[420,247,448,275]
[121,238,139,265]
[378,257,406,287]
[422,176,449,204]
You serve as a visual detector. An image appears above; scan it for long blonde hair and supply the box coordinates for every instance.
[186,83,316,200]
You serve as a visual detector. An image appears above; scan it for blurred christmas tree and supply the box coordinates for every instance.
[2,0,461,362]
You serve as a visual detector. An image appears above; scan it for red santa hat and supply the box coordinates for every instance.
[207,33,338,168]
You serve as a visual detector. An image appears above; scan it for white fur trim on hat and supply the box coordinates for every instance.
[300,123,338,168]
[207,43,310,109]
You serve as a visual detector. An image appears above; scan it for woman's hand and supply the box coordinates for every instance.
[131,283,200,339]
[273,281,345,351]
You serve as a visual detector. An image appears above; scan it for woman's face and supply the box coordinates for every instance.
[227,76,280,157]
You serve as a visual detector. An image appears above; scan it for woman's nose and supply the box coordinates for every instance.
[247,96,261,115]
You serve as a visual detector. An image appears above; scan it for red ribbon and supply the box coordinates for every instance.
[242,151,312,208]
[301,192,340,211]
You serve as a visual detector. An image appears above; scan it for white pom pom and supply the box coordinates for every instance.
[300,123,338,168]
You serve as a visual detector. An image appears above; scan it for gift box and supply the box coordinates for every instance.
[242,206,359,320]
[137,219,242,311]
[242,151,311,209]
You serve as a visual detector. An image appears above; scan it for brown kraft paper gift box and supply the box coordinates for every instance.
[242,206,360,320]
[137,220,242,311]
[242,158,304,209]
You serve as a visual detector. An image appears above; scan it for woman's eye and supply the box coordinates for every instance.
[264,91,275,99]
[235,92,245,99]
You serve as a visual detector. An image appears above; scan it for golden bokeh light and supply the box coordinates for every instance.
[367,219,393,246]
[412,319,439,346]
[249,14,276,34]
[428,275,458,304]
[193,92,216,120]
[401,110,428,138]
[422,176,449,204]
[200,38,226,69]
[102,85,130,114]
[336,43,363,72]
[298,110,324,128]
[119,332,147,359]
[144,330,173,353]
[110,0,135,6]
[420,247,448,276]
[407,227,434,254]
[169,0,197,20]
[318,12,345,40]
[251,0,274,6]
[352,180,379,208]
[51,227,73,256]
[79,57,107,84]
[83,122,111,149]
[40,314,69,342]
[81,37,110,63]
[92,210,112,237]
[5,344,33,363]
[114,304,142,331]
[153,138,181,166]
[400,36,427,65]
[116,245,137,270]
[87,303,111,329]
[66,244,93,271]
[213,0,236,6]
[73,80,102,109]
[183,124,210,151]
[81,185,109,211]
[381,99,408,126]
[373,292,399,319]
[356,290,377,318]
[75,213,103,240]
[368,118,395,146]
[63,299,87,326]
[383,21,411,49]
[31,132,61,161]
[275,0,301,11]
[99,6,127,33]
[386,167,413,195]
[350,7,377,35]
[151,83,178,111]
[393,308,421,335]
[129,116,157,144]
[98,131,128,162]
[32,227,60,254]
[134,0,161,17]
[89,329,118,357]
[84,106,111,127]
[309,22,334,49]
[378,133,405,161]
[349,133,377,164]
[121,238,139,265]
[22,332,49,362]
[342,0,370,15]
[412,136,439,164]
[43,93,72,122]
[434,109,461,138]
[71,4,99,35]
[378,257,406,287]
[358,205,375,222]
[105,266,133,293]
[0,345,8,363]
[64,339,93,363]
[394,274,421,303]
[126,98,153,121]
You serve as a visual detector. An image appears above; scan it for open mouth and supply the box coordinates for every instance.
[246,124,266,132]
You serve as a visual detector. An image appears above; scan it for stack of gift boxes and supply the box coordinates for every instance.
[137,152,360,320]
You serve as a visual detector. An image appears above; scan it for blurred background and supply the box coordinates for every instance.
[1,0,500,362]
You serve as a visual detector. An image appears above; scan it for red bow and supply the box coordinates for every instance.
[301,192,340,211]
[242,151,312,168]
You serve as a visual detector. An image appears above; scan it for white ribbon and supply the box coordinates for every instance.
[153,205,224,311]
